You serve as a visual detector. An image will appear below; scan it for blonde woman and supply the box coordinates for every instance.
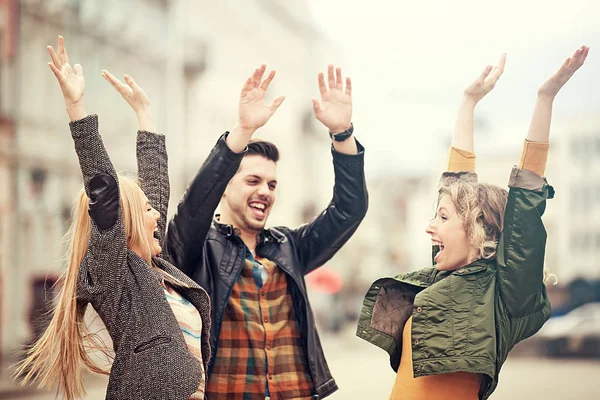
[15,36,211,400]
[358,46,589,400]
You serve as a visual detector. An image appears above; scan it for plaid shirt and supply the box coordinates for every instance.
[206,253,314,399]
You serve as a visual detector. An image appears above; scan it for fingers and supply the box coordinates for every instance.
[252,64,266,88]
[318,65,348,94]
[241,64,268,96]
[74,64,83,77]
[327,65,335,89]
[240,76,254,97]
[318,72,327,95]
[47,46,62,70]
[489,53,507,82]
[312,97,322,114]
[477,65,493,84]
[57,35,69,66]
[101,69,129,94]
[345,77,352,97]
[124,74,141,92]
[259,70,276,91]
[47,62,63,82]
[268,95,285,113]
[571,45,589,71]
[335,68,343,90]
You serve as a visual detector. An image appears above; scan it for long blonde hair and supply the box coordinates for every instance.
[15,174,154,399]
[439,180,556,284]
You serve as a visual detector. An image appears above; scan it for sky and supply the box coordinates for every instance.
[307,0,600,176]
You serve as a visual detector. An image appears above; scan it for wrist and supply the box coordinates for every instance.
[233,123,257,137]
[328,123,352,135]
[460,95,479,108]
[536,92,556,102]
[66,102,87,122]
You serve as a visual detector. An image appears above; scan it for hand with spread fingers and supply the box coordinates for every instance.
[527,45,589,143]
[102,70,155,132]
[463,53,506,105]
[227,64,285,152]
[238,64,285,133]
[538,45,589,99]
[47,35,86,121]
[313,65,352,134]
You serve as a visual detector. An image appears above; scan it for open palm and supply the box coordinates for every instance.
[47,36,84,106]
[313,65,352,133]
[464,54,506,104]
[538,46,589,98]
[238,64,285,131]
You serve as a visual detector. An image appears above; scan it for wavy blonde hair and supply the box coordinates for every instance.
[439,180,556,284]
[15,174,153,400]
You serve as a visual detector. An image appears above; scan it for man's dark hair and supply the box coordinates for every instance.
[247,139,279,163]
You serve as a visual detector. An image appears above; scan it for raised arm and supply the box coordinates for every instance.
[101,70,169,248]
[497,46,588,317]
[286,65,368,274]
[47,36,127,291]
[164,65,285,274]
[447,54,506,174]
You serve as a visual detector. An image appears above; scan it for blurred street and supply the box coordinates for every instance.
[8,325,600,400]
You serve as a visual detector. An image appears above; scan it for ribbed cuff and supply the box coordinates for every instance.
[447,147,476,172]
[518,140,549,177]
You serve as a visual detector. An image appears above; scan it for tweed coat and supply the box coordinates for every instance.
[70,114,211,400]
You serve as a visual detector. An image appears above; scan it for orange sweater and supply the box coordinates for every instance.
[388,317,480,400]
[389,140,551,399]
[447,140,550,176]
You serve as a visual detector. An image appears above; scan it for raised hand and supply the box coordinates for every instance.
[47,35,84,108]
[101,70,150,114]
[538,46,589,99]
[101,70,155,131]
[463,54,506,104]
[313,65,352,133]
[237,64,285,133]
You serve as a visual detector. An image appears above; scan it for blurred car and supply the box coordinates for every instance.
[537,302,600,357]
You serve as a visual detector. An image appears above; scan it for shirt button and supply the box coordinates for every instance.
[416,307,423,313]
[264,317,268,323]
[414,339,420,345]
[261,291,266,296]
[268,375,273,380]
[266,345,271,350]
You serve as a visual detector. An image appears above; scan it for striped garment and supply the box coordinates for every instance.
[163,280,206,399]
[206,255,314,399]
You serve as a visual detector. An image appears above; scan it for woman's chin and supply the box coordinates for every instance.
[151,245,162,257]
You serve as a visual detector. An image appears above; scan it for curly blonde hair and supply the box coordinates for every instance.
[438,179,556,284]
[439,181,508,260]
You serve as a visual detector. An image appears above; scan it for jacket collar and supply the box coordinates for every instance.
[212,215,286,244]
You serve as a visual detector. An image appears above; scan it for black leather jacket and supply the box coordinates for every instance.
[164,133,368,399]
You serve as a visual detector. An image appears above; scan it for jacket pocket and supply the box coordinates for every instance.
[134,335,172,354]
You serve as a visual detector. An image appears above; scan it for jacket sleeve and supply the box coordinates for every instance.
[70,115,127,298]
[496,167,554,317]
[285,140,368,275]
[136,130,169,250]
[164,133,245,276]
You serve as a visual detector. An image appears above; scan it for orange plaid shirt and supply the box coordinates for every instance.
[206,255,314,399]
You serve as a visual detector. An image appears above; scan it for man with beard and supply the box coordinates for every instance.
[165,64,368,400]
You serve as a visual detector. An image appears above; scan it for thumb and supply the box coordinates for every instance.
[312,97,321,115]
[269,95,285,113]
[74,64,83,77]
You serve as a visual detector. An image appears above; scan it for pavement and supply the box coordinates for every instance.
[4,325,600,399]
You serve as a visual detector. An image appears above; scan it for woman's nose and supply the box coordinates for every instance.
[425,218,438,234]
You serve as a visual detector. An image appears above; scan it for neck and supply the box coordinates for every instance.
[219,212,259,253]
[239,229,258,253]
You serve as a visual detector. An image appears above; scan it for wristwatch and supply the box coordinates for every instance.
[329,123,354,142]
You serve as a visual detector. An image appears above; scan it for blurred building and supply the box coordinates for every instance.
[0,0,336,374]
